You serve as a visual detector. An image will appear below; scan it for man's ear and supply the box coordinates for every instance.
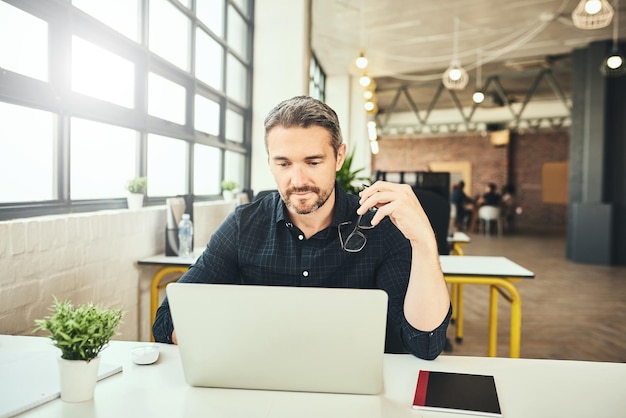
[335,143,347,171]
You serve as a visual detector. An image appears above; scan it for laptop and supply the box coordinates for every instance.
[166,283,388,395]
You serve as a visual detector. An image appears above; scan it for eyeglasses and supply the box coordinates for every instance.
[338,209,377,253]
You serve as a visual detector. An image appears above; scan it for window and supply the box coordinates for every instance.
[0,103,54,203]
[0,2,48,82]
[309,53,326,102]
[0,0,253,220]
[70,118,137,200]
[72,36,135,108]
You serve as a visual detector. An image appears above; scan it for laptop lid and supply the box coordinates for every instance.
[166,283,388,395]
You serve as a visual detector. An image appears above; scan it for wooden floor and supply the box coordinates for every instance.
[444,229,626,362]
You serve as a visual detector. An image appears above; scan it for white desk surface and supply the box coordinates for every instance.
[2,335,624,418]
[137,249,203,266]
[446,231,471,243]
[440,255,535,278]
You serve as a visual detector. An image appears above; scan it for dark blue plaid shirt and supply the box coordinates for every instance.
[153,184,450,360]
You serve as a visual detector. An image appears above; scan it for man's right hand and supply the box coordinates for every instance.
[172,329,178,344]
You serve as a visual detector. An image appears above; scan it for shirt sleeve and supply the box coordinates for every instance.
[401,304,452,360]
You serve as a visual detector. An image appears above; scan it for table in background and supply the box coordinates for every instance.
[4,335,625,418]
[447,231,470,256]
[137,251,201,340]
[440,255,534,358]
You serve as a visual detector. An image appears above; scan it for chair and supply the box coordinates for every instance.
[412,188,451,255]
[478,206,503,236]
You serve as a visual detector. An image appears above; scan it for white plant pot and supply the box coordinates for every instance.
[58,356,101,402]
[127,193,144,210]
[222,190,234,202]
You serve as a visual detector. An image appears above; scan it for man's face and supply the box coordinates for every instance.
[267,126,346,215]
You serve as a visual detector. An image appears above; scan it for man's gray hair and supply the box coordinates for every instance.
[263,96,343,157]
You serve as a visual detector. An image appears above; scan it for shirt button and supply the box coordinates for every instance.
[286,222,293,228]
[302,271,309,277]
[298,234,304,240]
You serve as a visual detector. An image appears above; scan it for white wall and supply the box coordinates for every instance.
[250,0,310,195]
[0,202,235,341]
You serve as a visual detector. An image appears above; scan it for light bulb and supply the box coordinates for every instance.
[607,54,623,69]
[473,91,485,104]
[449,68,462,81]
[359,75,371,87]
[364,90,373,100]
[364,101,375,112]
[370,140,379,155]
[355,55,368,69]
[584,0,602,15]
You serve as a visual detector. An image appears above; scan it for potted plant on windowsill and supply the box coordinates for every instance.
[221,180,239,202]
[126,176,147,210]
[34,298,124,402]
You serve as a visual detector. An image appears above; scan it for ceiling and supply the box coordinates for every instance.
[311,0,625,127]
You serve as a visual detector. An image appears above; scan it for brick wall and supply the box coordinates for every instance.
[373,129,569,230]
[0,201,235,341]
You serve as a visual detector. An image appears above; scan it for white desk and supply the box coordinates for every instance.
[2,335,625,418]
[440,256,535,358]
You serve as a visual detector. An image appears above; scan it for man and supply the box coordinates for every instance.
[450,180,473,231]
[477,183,502,207]
[153,96,451,360]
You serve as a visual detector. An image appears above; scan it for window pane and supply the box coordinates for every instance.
[197,0,224,36]
[227,5,247,58]
[0,2,48,81]
[70,118,137,199]
[0,103,54,203]
[149,0,190,71]
[226,54,247,105]
[224,150,244,188]
[147,134,186,196]
[195,28,223,90]
[148,73,186,125]
[73,0,139,42]
[72,36,135,108]
[193,143,221,195]
[195,95,220,136]
[225,109,243,143]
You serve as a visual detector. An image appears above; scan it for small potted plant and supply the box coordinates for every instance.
[34,298,124,402]
[221,180,239,202]
[126,176,147,209]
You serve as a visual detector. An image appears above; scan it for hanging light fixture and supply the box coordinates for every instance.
[601,0,625,76]
[442,17,469,90]
[571,0,614,29]
[472,49,485,104]
[355,52,368,70]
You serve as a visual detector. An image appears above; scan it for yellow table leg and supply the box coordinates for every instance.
[444,276,523,358]
[451,242,465,256]
[488,285,499,357]
[450,283,458,322]
[150,266,189,341]
[456,284,464,342]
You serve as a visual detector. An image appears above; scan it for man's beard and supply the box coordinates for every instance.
[282,185,332,215]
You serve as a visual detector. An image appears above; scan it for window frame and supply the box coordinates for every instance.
[0,0,254,221]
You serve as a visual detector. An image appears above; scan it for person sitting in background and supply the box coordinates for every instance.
[450,180,473,231]
[501,184,517,232]
[153,95,451,360]
[477,183,502,207]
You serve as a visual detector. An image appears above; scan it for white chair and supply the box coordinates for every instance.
[478,205,503,236]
